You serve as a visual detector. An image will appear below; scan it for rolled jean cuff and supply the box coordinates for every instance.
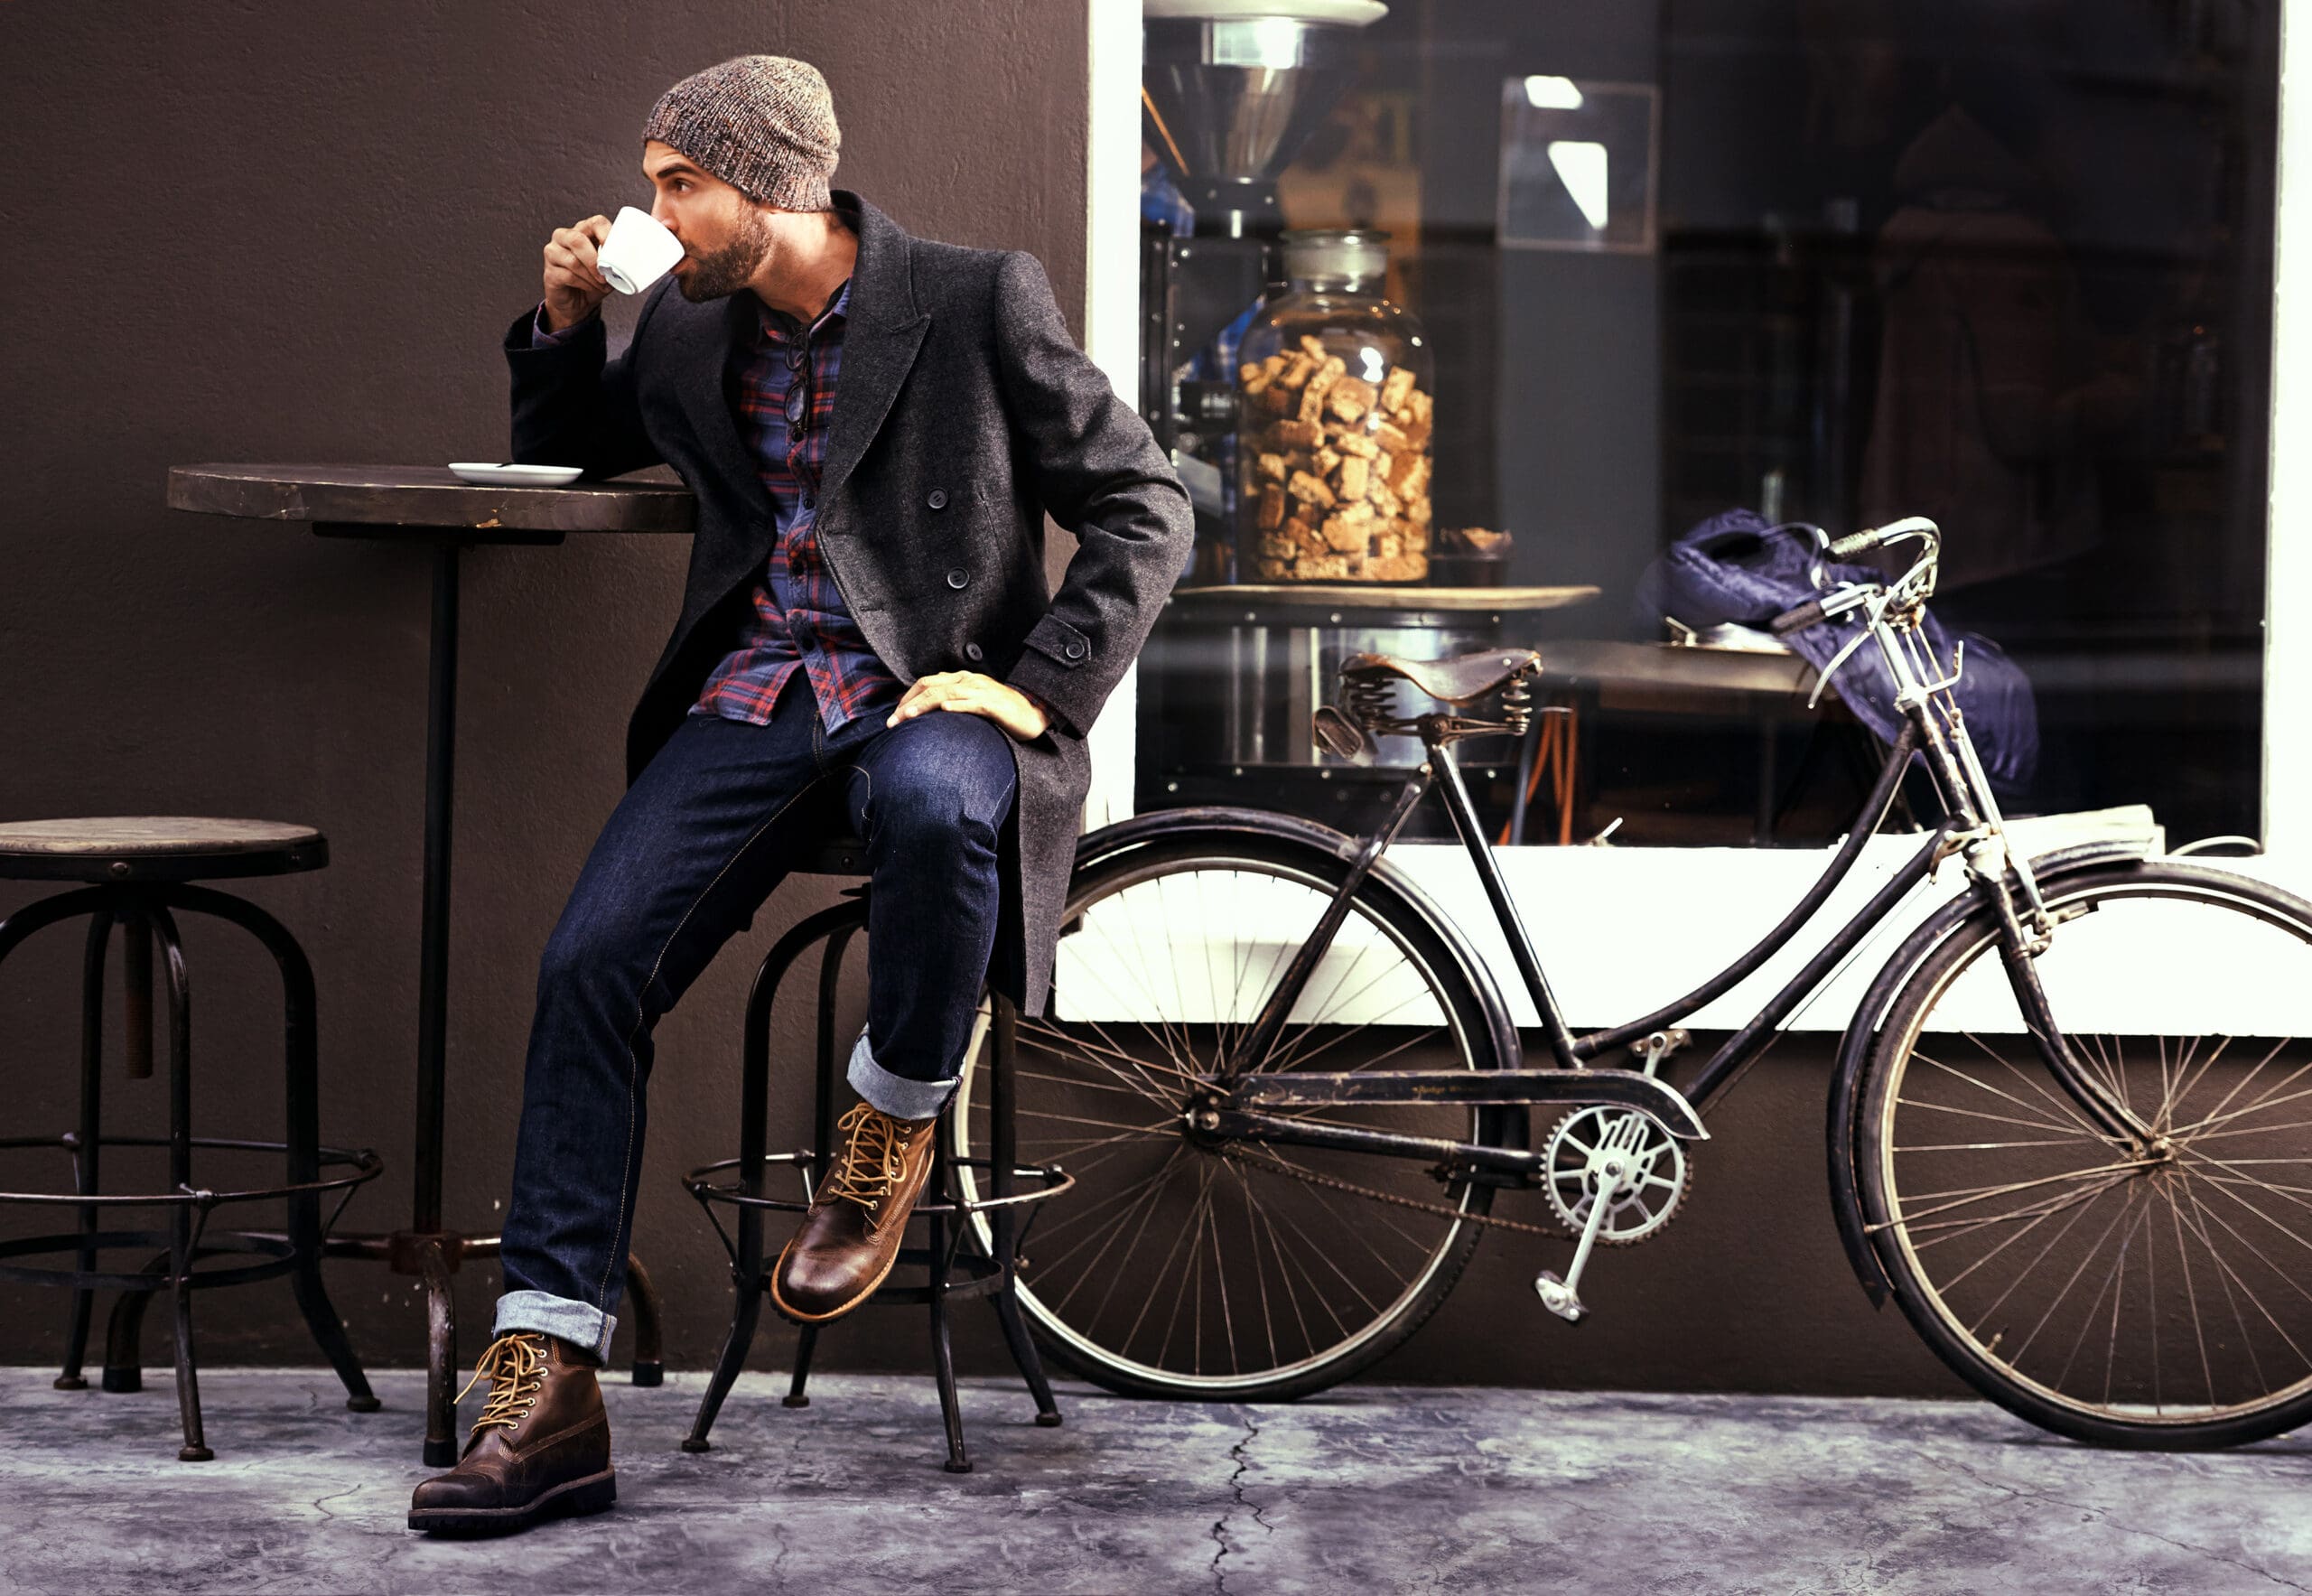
[846,1029,960,1121]
[494,1290,616,1365]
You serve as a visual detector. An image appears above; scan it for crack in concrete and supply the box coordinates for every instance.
[1210,1409,1271,1593]
[309,1485,359,1524]
[1923,1452,2310,1591]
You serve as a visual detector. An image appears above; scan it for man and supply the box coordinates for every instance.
[408,54,1190,1534]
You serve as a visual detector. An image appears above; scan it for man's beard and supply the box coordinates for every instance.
[677,210,774,302]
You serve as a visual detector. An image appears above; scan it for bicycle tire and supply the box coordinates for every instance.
[951,823,1510,1402]
[1856,860,2312,1449]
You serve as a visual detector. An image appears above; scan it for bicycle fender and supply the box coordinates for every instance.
[1825,837,2159,1306]
[1072,806,1526,1087]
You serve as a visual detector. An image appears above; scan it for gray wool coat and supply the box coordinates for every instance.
[503,189,1192,1015]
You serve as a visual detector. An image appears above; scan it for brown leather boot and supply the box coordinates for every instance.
[770,1100,939,1322]
[407,1331,615,1535]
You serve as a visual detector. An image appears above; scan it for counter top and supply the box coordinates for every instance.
[1170,583,1599,613]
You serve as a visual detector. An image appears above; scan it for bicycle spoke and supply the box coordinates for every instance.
[1895,1097,2098,1134]
[1913,1049,2093,1135]
[1957,1033,2108,1137]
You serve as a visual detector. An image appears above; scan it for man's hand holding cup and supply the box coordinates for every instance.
[543,215,615,332]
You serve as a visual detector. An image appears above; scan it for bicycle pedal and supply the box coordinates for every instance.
[1533,1269,1587,1323]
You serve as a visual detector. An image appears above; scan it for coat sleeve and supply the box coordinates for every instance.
[991,249,1194,737]
[502,292,667,481]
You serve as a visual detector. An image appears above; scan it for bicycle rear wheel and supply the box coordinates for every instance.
[1858,861,2312,1448]
[951,826,1508,1401]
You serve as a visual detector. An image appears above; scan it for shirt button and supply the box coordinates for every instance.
[803,494,816,509]
[964,641,984,662]
[928,489,949,510]
[946,568,969,589]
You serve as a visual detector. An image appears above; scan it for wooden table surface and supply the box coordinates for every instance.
[165,463,695,536]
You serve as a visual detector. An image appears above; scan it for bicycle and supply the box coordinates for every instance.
[950,517,2312,1451]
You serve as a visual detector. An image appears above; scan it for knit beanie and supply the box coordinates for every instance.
[641,55,840,211]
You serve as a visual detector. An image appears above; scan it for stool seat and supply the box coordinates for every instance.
[0,818,327,882]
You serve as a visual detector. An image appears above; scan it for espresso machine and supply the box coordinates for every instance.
[1139,0,1388,575]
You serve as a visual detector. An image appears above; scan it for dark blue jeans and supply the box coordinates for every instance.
[493,682,1018,1359]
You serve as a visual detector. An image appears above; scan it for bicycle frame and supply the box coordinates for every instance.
[1215,518,2158,1175]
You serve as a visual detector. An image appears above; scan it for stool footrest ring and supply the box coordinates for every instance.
[681,1153,1074,1218]
[0,1134,382,1209]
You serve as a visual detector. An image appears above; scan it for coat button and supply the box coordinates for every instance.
[946,567,969,589]
[1064,640,1087,660]
[964,641,984,662]
[928,488,949,509]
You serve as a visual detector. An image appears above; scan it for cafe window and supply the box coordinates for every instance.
[1126,0,2279,857]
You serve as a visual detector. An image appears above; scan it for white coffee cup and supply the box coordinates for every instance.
[596,205,685,294]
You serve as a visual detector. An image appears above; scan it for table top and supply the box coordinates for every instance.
[166,464,696,535]
[1171,583,1600,614]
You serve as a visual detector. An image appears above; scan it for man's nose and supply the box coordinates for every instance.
[650,199,676,233]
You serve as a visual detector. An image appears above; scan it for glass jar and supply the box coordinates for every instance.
[1234,229,1435,583]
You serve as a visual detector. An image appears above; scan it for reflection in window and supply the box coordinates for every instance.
[1133,0,2274,852]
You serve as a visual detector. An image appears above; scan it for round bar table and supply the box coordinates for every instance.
[166,464,694,1464]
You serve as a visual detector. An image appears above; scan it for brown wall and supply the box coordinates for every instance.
[0,1,1964,1405]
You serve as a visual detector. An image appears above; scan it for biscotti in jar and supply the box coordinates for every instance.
[1235,230,1435,583]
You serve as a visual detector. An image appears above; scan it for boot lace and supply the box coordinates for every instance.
[456,1331,548,1435]
[822,1102,921,1232]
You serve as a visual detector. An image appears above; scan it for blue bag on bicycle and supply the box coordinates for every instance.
[1633,508,2038,803]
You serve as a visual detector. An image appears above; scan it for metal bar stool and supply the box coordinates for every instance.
[679,835,1072,1473]
[0,817,382,1460]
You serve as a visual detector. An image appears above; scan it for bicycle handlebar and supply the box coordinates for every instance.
[1827,515,1941,564]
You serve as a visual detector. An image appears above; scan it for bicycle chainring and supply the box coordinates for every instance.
[1543,1106,1690,1245]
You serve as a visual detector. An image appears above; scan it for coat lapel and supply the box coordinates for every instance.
[667,290,772,524]
[819,191,929,509]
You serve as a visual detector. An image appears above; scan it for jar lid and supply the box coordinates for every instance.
[1281,229,1392,284]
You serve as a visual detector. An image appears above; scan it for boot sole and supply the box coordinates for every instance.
[768,1235,904,1326]
[407,1469,617,1535]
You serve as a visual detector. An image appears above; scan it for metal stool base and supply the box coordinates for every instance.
[676,897,1072,1471]
[0,882,384,1460]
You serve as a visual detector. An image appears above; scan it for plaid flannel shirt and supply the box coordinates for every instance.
[534,276,900,732]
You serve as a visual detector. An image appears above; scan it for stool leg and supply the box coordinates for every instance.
[928,1185,970,1474]
[102,1256,165,1393]
[58,911,116,1391]
[626,1252,665,1386]
[783,1325,816,1408]
[682,1259,761,1451]
[987,996,1061,1427]
[685,934,787,1452]
[154,912,212,1462]
[419,1238,460,1469]
[273,918,378,1414]
[169,1245,210,1462]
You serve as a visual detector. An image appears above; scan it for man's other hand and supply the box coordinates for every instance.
[888,672,1049,741]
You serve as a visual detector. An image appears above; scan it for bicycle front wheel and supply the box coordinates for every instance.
[1859,861,2312,1448]
[951,826,1508,1401]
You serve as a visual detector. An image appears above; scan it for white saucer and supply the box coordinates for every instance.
[447,462,585,487]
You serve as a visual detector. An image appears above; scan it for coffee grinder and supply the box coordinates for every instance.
[1139,0,1389,582]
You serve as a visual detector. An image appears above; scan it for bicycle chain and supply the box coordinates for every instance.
[1222,1143,1573,1238]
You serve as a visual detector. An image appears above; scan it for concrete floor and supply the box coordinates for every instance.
[3,1369,2310,1594]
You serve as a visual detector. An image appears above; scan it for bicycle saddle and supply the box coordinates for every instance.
[1339,647,1541,705]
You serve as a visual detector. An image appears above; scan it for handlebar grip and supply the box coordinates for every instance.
[1769,599,1826,636]
[1827,527,1885,562]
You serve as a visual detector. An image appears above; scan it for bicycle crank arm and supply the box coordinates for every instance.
[1224,1069,1707,1140]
